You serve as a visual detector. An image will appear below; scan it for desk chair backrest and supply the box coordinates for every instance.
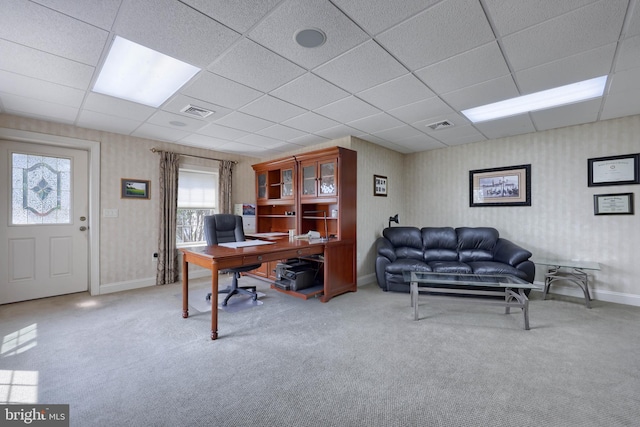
[204,214,246,245]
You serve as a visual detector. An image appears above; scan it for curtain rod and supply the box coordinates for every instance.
[150,147,237,164]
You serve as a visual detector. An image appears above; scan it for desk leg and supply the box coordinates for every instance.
[211,263,219,340]
[182,258,189,319]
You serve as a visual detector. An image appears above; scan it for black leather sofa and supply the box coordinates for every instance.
[375,226,535,292]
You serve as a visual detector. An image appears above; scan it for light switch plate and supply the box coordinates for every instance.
[103,208,118,218]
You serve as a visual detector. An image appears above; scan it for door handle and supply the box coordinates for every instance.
[79,226,87,231]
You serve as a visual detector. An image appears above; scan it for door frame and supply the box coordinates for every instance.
[0,127,100,296]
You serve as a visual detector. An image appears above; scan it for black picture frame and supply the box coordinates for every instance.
[121,179,150,199]
[588,153,639,187]
[374,175,387,197]
[594,193,634,215]
[469,164,531,207]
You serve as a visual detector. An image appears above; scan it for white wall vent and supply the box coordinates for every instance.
[180,104,214,118]
[426,120,454,131]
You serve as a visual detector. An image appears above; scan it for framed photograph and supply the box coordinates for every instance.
[588,153,639,186]
[594,193,634,215]
[469,164,531,207]
[374,175,387,197]
[121,179,150,199]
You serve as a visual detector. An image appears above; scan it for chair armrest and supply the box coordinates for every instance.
[376,237,396,262]
[493,238,532,267]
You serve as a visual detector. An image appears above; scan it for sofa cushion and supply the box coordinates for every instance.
[385,258,431,274]
[422,227,458,262]
[467,261,527,280]
[383,227,424,261]
[428,261,473,274]
[456,227,498,262]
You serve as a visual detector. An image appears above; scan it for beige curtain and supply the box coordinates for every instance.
[156,151,180,285]
[219,160,234,214]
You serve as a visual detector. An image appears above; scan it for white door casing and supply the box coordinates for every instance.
[0,129,100,303]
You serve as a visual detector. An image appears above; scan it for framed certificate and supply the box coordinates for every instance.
[594,193,634,215]
[588,153,639,186]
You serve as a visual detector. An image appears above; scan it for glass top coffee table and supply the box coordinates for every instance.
[403,271,538,330]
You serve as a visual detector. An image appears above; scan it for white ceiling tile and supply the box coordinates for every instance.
[515,43,616,93]
[473,114,537,140]
[146,111,209,132]
[257,124,307,141]
[373,125,425,142]
[0,0,108,65]
[271,73,349,110]
[239,96,306,123]
[501,0,628,71]
[131,122,191,142]
[412,113,471,131]
[182,0,282,33]
[179,134,232,150]
[601,67,640,120]
[484,0,598,36]
[236,133,286,148]
[209,39,305,92]
[0,71,85,108]
[357,74,435,111]
[162,94,233,122]
[314,96,381,123]
[0,40,94,90]
[388,97,455,124]
[0,92,79,123]
[196,123,250,140]
[32,0,121,30]
[84,93,155,121]
[392,134,446,152]
[347,112,404,134]
[181,72,262,110]
[113,0,240,68]
[215,141,272,156]
[416,42,510,94]
[314,124,361,140]
[441,75,519,111]
[76,110,142,134]
[615,34,640,72]
[214,111,274,132]
[376,0,495,70]
[359,134,410,153]
[282,112,341,133]
[626,4,640,37]
[313,41,406,93]
[425,124,486,145]
[531,99,602,131]
[289,133,331,146]
[248,0,369,69]
[332,0,439,35]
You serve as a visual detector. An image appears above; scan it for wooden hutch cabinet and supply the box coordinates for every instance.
[249,146,357,301]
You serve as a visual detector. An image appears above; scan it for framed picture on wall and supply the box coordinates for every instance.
[588,153,639,186]
[469,164,531,207]
[594,193,634,215]
[374,175,387,197]
[121,179,150,199]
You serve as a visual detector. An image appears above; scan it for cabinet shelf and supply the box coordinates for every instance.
[259,214,296,218]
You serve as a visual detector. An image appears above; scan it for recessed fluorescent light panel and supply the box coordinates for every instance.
[93,36,200,107]
[461,76,607,123]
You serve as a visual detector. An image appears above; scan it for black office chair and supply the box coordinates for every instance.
[204,214,262,306]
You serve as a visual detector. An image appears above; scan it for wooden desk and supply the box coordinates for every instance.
[181,238,356,340]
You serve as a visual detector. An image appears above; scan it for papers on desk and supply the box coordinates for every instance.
[218,240,275,249]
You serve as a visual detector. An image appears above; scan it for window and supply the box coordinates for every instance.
[177,167,217,246]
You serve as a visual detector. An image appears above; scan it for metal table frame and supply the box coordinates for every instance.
[534,260,600,308]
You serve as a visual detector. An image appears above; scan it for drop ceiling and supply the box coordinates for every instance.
[1,0,639,157]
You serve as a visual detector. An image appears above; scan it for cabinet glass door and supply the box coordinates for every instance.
[282,168,293,198]
[257,172,267,199]
[302,164,316,196]
[319,161,336,196]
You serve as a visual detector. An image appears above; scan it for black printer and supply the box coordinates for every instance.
[273,260,316,291]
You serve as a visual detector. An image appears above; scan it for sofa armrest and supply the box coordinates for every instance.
[493,238,532,267]
[376,236,396,262]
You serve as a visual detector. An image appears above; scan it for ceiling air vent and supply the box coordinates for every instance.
[426,120,454,131]
[180,104,214,118]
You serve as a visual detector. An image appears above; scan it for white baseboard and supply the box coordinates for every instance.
[532,280,640,307]
[358,273,376,287]
[99,277,156,294]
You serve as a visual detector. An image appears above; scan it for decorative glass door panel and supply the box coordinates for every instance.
[282,168,293,198]
[302,164,316,196]
[11,153,71,225]
[319,161,336,196]
[257,172,267,199]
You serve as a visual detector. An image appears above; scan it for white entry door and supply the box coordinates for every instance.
[0,140,89,304]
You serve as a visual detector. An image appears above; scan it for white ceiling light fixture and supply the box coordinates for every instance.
[294,28,326,48]
[93,36,201,108]
[461,76,608,123]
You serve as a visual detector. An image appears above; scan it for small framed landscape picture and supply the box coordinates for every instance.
[121,179,150,199]
[374,175,388,197]
[469,164,531,207]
